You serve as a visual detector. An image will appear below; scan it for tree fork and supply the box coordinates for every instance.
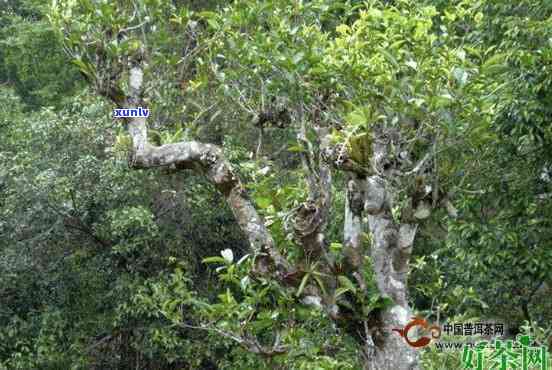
[122,66,291,277]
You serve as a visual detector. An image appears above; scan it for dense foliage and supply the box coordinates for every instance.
[1,0,550,369]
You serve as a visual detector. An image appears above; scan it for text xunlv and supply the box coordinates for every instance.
[113,107,150,118]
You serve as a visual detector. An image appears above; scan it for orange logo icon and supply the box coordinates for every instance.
[392,316,441,348]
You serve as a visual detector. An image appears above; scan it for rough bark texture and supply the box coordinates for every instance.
[360,128,420,370]
[343,173,365,272]
[292,121,332,259]
[111,68,424,370]
[124,67,290,277]
[341,172,419,370]
[363,176,419,370]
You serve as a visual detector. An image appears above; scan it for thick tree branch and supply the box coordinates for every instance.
[119,67,291,276]
[353,126,420,370]
[293,120,333,259]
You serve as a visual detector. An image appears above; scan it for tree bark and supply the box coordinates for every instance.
[341,172,419,370]
[343,173,365,272]
[293,122,332,258]
[124,67,290,277]
[359,130,420,370]
[363,174,419,370]
[115,68,423,369]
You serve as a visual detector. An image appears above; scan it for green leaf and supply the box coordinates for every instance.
[432,93,454,109]
[378,296,395,310]
[312,275,327,296]
[482,53,508,69]
[337,275,356,294]
[71,58,94,78]
[378,48,399,69]
[255,197,272,209]
[292,52,305,65]
[198,11,219,29]
[202,256,226,264]
[330,242,342,252]
[207,19,219,29]
[335,287,351,299]
[296,273,311,297]
[346,110,367,127]
[287,145,306,153]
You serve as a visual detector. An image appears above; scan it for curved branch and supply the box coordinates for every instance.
[121,67,291,276]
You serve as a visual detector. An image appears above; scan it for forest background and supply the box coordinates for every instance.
[0,0,551,369]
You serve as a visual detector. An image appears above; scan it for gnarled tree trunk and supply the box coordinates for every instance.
[342,129,421,370]
[363,174,419,370]
[113,67,427,370]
